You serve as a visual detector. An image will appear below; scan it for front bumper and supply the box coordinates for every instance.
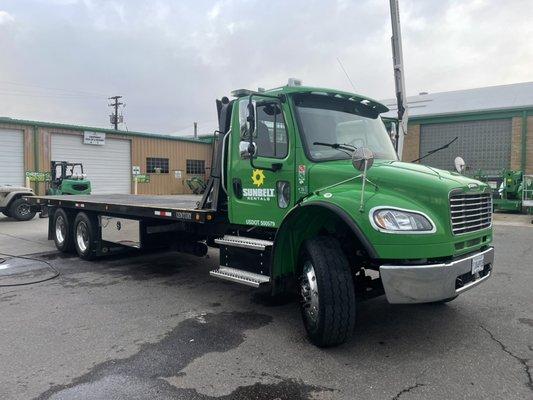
[379,247,494,304]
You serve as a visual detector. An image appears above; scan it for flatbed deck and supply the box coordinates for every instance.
[28,194,216,223]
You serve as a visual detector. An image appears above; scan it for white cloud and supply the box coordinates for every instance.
[0,0,531,135]
[0,10,14,25]
[208,2,221,21]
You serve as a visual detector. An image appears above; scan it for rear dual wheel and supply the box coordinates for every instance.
[52,209,99,260]
[53,209,73,252]
[73,212,99,260]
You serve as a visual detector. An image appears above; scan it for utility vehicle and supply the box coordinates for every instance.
[0,185,36,221]
[27,82,494,346]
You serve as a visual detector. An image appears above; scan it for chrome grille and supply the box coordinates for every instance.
[449,192,492,235]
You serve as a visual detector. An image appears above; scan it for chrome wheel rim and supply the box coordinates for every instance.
[76,221,89,252]
[301,261,319,323]
[55,215,66,244]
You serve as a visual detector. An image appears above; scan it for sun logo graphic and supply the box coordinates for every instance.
[251,169,266,187]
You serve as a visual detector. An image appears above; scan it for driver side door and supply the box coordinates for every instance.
[228,97,295,228]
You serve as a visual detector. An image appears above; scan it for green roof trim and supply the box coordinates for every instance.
[409,107,533,125]
[0,116,213,144]
[260,85,389,113]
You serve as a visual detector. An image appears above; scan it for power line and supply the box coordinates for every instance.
[336,57,357,92]
[0,90,105,99]
[0,79,107,97]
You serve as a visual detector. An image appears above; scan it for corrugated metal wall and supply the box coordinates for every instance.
[420,119,512,175]
[131,136,212,195]
[0,128,25,186]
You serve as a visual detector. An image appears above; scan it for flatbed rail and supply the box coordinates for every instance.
[26,194,217,223]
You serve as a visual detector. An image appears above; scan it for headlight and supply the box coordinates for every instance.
[371,208,435,233]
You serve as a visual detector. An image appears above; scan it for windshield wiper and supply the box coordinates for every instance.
[411,136,458,163]
[313,142,356,157]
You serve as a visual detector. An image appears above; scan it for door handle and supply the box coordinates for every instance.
[232,178,243,199]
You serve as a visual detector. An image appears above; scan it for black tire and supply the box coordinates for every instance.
[428,295,458,305]
[52,208,74,252]
[9,198,36,221]
[73,212,99,260]
[299,236,356,347]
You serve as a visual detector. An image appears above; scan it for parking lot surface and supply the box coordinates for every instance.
[0,215,532,399]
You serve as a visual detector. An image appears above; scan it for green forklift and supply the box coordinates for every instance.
[46,161,91,195]
[474,168,533,213]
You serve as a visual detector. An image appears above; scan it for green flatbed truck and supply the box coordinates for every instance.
[27,82,494,347]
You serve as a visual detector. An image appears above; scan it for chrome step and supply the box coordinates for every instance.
[209,266,270,288]
[214,235,273,251]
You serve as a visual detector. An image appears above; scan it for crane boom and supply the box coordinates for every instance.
[390,0,408,159]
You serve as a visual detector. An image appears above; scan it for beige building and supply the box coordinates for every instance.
[0,117,213,195]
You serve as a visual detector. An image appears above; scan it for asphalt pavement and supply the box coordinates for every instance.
[0,214,532,399]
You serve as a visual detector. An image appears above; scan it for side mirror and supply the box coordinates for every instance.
[352,147,374,212]
[390,121,397,140]
[352,147,374,172]
[454,156,466,174]
[246,97,255,138]
[239,141,256,159]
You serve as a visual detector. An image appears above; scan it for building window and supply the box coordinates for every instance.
[186,159,205,175]
[146,157,169,173]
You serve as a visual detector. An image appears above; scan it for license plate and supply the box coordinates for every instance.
[471,254,485,275]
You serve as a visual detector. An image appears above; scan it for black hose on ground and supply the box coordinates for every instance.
[0,252,60,287]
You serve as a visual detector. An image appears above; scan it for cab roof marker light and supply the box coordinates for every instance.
[287,78,302,87]
[231,89,253,98]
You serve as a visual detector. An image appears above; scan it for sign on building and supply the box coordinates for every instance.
[25,171,51,182]
[83,131,106,145]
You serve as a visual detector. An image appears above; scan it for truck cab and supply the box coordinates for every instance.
[210,82,493,345]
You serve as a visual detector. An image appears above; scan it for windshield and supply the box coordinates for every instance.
[293,93,398,161]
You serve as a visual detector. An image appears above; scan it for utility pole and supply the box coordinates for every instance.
[390,0,408,159]
[108,95,123,130]
[193,122,198,139]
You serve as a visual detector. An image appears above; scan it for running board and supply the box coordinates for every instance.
[210,266,270,288]
[215,235,273,251]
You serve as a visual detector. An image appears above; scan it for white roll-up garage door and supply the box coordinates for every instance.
[0,129,24,186]
[51,134,131,194]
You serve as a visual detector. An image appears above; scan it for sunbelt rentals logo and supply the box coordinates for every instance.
[243,169,275,201]
[251,169,266,187]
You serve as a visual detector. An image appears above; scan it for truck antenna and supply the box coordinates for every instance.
[336,57,356,92]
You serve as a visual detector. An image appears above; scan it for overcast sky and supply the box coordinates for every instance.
[0,0,531,135]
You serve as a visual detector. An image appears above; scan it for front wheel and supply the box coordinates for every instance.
[299,236,356,347]
[9,198,36,221]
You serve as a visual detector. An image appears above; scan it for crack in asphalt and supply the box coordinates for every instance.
[479,325,533,391]
[391,383,425,400]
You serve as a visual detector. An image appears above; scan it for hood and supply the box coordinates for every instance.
[0,185,33,193]
[307,159,489,209]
